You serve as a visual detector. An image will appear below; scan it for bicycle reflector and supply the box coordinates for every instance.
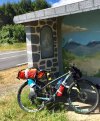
[47,72,52,81]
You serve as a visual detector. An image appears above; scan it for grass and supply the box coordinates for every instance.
[0,93,68,121]
[0,43,26,51]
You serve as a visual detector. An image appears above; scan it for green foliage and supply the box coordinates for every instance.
[0,0,50,44]
[0,24,25,44]
[94,69,100,77]
[0,0,51,26]
[34,0,51,11]
[0,43,26,51]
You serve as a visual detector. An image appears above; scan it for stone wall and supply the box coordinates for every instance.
[25,18,59,75]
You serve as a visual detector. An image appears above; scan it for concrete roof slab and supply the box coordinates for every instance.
[79,0,93,9]
[66,3,79,12]
[55,6,66,14]
[35,10,45,18]
[26,12,36,19]
[94,0,100,7]
[13,0,100,24]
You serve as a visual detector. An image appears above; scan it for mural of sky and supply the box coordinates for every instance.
[62,10,100,45]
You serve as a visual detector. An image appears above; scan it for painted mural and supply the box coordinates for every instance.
[62,10,100,77]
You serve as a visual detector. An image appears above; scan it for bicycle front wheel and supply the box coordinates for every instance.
[68,79,99,114]
[17,82,45,113]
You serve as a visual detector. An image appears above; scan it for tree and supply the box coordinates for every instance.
[33,0,51,11]
[19,0,33,14]
[0,0,50,26]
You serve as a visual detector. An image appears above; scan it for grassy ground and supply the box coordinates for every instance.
[0,66,69,121]
[0,93,68,121]
[0,43,26,51]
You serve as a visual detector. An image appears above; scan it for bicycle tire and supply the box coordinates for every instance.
[67,79,99,114]
[17,81,45,113]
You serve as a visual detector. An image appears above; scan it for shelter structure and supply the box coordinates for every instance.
[14,0,100,77]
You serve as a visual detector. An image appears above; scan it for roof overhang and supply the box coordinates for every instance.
[13,0,100,24]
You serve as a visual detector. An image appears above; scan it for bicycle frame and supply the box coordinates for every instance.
[36,71,72,101]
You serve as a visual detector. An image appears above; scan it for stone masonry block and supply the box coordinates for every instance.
[39,65,45,70]
[35,10,45,18]
[25,27,31,34]
[40,60,45,65]
[66,3,79,12]
[47,21,53,25]
[36,27,40,33]
[33,63,38,68]
[32,53,40,62]
[31,27,35,33]
[31,21,38,26]
[45,8,55,16]
[55,6,66,14]
[94,0,100,7]
[79,0,93,10]
[32,45,38,52]
[31,34,39,44]
[39,20,46,25]
[47,60,52,67]
[51,67,56,72]
[53,62,58,67]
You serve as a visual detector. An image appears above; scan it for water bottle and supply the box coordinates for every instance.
[56,84,65,97]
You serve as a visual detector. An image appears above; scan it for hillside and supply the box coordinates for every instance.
[63,41,100,56]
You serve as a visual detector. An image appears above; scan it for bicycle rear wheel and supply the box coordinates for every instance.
[68,79,99,114]
[17,81,48,113]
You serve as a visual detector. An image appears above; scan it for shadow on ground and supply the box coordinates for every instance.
[45,95,100,115]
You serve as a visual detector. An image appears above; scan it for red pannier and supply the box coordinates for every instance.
[37,71,46,79]
[17,68,37,80]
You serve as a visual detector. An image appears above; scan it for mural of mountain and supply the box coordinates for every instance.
[63,41,100,56]
[87,41,100,47]
[64,41,81,50]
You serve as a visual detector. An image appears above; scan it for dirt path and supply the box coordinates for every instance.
[67,111,100,121]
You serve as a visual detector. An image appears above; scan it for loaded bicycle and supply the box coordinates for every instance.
[17,65,99,114]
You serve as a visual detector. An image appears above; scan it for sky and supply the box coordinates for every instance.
[0,0,19,5]
[0,0,84,6]
[62,11,100,45]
